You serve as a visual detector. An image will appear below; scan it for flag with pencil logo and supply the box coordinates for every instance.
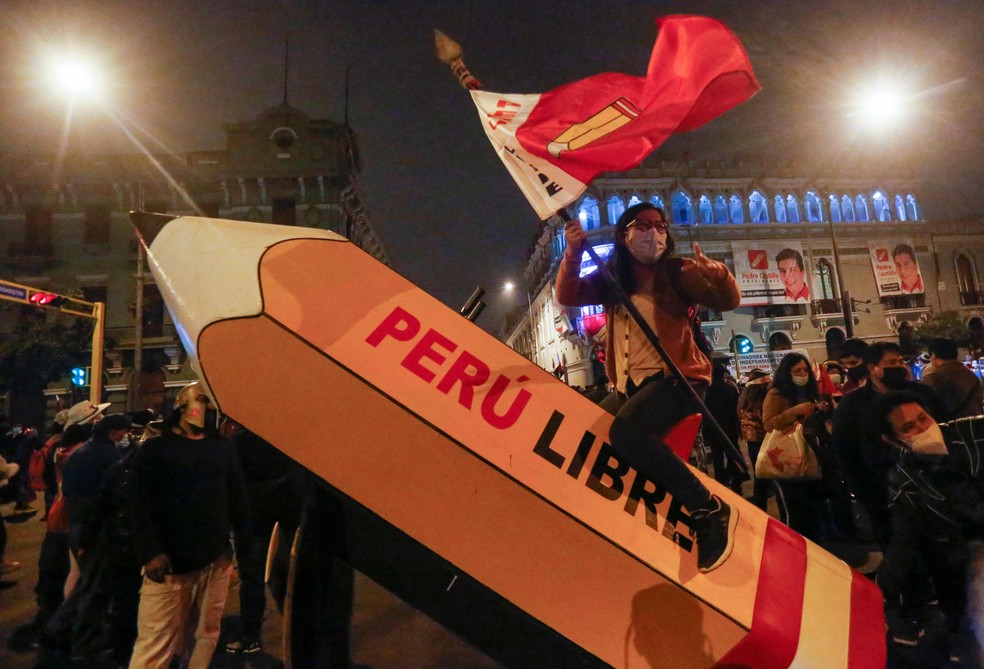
[469,15,760,219]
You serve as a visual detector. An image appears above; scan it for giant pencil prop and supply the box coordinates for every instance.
[135,213,884,668]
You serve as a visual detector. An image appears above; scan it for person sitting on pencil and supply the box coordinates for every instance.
[556,202,742,573]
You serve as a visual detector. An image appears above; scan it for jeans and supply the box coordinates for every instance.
[128,556,234,669]
[601,376,713,512]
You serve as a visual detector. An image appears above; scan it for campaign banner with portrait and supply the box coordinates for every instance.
[867,239,924,297]
[730,241,810,306]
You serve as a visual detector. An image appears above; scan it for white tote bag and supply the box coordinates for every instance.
[754,423,821,480]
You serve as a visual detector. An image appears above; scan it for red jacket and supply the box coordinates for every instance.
[555,253,740,387]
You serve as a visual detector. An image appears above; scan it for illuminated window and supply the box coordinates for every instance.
[804,191,823,222]
[828,195,842,222]
[872,191,891,221]
[855,195,869,222]
[894,195,907,221]
[841,195,856,222]
[729,194,744,224]
[607,196,625,227]
[714,195,729,224]
[786,195,800,223]
[627,195,642,208]
[906,194,920,221]
[649,194,665,210]
[773,195,787,222]
[578,197,600,230]
[749,190,769,223]
[671,190,694,224]
[698,195,713,224]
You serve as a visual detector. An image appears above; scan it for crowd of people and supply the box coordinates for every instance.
[571,335,984,664]
[0,383,307,669]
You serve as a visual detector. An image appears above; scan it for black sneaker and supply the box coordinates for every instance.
[223,635,261,654]
[690,495,738,573]
[889,618,924,647]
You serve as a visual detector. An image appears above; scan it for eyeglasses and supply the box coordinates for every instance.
[626,218,669,233]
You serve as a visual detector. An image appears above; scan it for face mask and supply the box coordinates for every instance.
[828,373,842,385]
[625,228,665,265]
[792,375,809,387]
[880,366,908,388]
[904,422,948,456]
[115,435,130,450]
[846,365,867,382]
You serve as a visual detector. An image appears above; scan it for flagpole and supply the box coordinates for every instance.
[435,30,746,473]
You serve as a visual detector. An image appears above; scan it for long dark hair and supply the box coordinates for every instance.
[610,202,675,294]
[770,352,819,400]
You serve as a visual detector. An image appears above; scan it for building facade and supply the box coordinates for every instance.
[503,156,984,387]
[0,102,388,421]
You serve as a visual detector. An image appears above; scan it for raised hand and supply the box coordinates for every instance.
[563,220,587,259]
[691,242,728,280]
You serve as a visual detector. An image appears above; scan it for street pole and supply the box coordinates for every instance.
[827,216,854,338]
[90,301,105,404]
[130,185,146,411]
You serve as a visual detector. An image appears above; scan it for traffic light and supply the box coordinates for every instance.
[730,334,753,355]
[70,367,88,387]
[29,291,70,307]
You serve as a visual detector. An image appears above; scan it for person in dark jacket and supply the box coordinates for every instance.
[873,391,984,660]
[831,342,945,547]
[127,383,252,669]
[61,413,132,559]
[923,337,984,420]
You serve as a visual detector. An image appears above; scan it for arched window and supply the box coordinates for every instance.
[627,194,643,208]
[714,195,729,224]
[872,191,891,221]
[841,195,856,222]
[698,195,713,224]
[894,195,907,221]
[773,195,787,223]
[649,194,665,211]
[956,253,981,305]
[749,190,769,223]
[786,194,801,223]
[828,194,842,222]
[768,332,792,352]
[815,259,837,300]
[607,196,625,227]
[906,194,919,221]
[729,194,745,224]
[578,196,600,231]
[804,191,823,222]
[855,195,869,222]
[671,190,694,224]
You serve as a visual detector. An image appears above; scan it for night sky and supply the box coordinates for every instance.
[1,1,982,330]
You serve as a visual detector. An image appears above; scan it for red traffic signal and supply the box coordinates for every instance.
[29,292,69,307]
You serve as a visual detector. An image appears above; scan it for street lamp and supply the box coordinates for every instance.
[504,280,536,363]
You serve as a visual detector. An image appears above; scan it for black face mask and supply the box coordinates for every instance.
[880,367,908,388]
[846,365,867,382]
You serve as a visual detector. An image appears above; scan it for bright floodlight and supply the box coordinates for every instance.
[53,60,98,97]
[861,89,902,125]
[504,281,515,291]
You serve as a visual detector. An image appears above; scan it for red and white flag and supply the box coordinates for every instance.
[471,15,760,219]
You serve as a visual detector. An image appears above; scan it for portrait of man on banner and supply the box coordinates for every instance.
[731,240,810,306]
[775,247,810,302]
[868,239,924,297]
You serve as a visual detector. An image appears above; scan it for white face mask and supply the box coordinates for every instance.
[115,435,130,450]
[792,375,809,387]
[904,422,948,456]
[625,228,665,265]
[828,373,842,385]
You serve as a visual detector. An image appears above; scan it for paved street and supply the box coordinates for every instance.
[0,500,500,669]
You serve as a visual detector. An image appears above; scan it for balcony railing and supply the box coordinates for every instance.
[3,242,55,271]
[960,290,984,306]
[810,298,842,315]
